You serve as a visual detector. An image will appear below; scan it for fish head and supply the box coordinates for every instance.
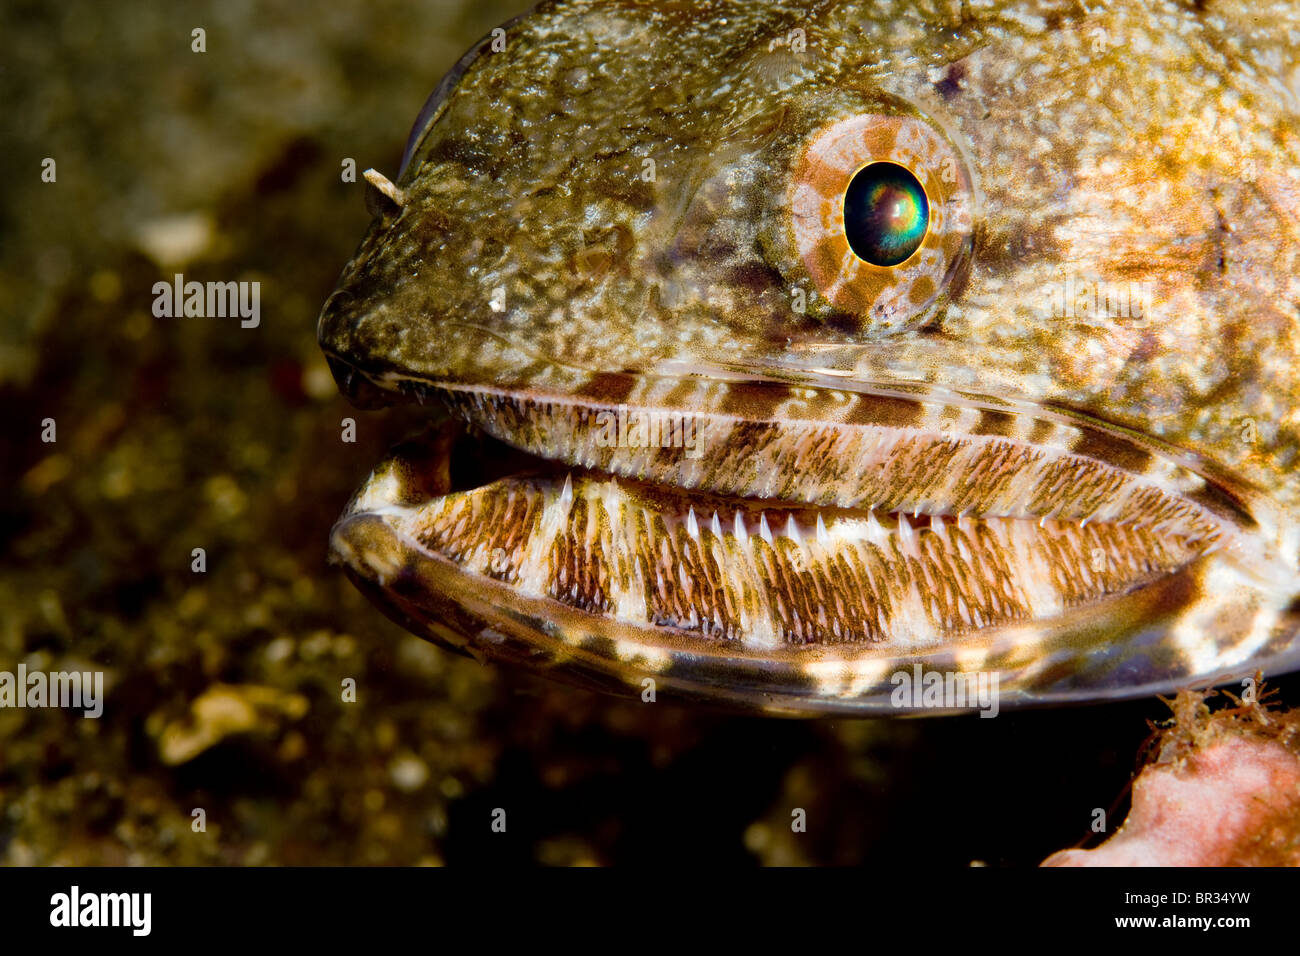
[318,0,1300,713]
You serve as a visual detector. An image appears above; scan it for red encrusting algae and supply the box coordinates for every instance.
[1044,679,1300,866]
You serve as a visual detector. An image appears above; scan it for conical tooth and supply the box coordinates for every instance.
[816,513,830,546]
[898,512,918,556]
[559,473,574,508]
[711,511,723,538]
[759,512,773,545]
[686,507,700,541]
[929,514,944,534]
[734,510,749,546]
[864,509,888,547]
[785,514,802,546]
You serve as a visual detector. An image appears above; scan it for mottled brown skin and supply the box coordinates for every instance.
[319,0,1300,713]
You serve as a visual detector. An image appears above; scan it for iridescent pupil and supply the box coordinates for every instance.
[843,162,929,267]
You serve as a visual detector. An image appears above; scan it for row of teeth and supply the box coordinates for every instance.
[553,471,1214,559]
[394,465,1221,646]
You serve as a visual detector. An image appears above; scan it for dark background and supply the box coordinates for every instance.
[3,0,1289,866]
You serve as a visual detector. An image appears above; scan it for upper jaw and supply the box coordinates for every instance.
[321,336,1264,532]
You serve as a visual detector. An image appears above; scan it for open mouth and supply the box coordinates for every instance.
[324,372,1291,712]
[350,422,1213,647]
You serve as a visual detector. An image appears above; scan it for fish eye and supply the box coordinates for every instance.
[843,162,929,267]
[783,111,973,335]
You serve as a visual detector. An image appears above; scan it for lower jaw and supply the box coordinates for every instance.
[328,421,1243,713]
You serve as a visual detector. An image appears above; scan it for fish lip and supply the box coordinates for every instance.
[327,357,1238,509]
